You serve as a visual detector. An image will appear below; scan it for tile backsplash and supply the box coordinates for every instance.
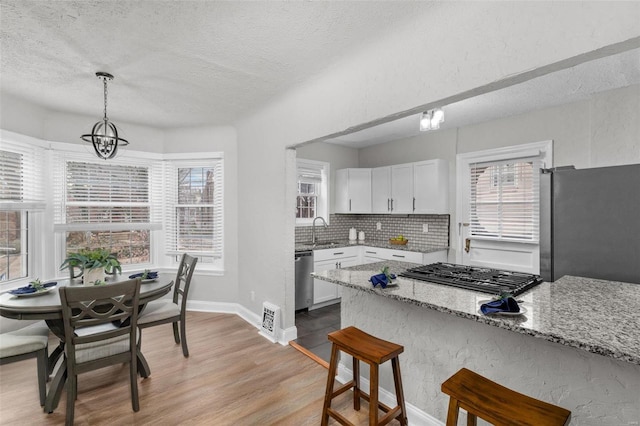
[295,214,450,247]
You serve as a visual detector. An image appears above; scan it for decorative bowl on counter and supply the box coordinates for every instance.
[389,238,408,245]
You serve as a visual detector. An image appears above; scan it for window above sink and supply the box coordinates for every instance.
[296,158,329,227]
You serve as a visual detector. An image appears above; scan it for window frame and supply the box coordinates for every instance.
[456,140,553,245]
[295,158,329,226]
[163,155,224,271]
[0,132,47,290]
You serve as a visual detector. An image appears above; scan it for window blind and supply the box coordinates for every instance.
[0,141,45,210]
[163,158,223,259]
[297,162,323,184]
[52,152,162,232]
[469,156,541,242]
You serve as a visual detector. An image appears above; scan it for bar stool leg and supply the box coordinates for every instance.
[322,343,340,426]
[369,363,379,426]
[392,357,408,426]
[353,356,361,411]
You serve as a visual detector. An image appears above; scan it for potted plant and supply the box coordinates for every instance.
[61,248,121,285]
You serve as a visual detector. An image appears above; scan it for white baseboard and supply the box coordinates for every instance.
[186,300,441,425]
[186,300,297,346]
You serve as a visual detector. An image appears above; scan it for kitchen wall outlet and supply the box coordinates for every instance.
[376,222,382,230]
[423,224,429,233]
[250,291,255,302]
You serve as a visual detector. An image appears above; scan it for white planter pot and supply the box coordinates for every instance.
[83,268,105,286]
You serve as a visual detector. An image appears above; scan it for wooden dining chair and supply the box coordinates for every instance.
[0,321,50,406]
[138,253,197,357]
[59,278,141,426]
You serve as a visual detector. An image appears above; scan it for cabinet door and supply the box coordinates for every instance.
[312,259,340,305]
[413,159,449,214]
[391,164,413,213]
[348,169,372,213]
[334,169,350,213]
[371,167,391,213]
[334,169,372,213]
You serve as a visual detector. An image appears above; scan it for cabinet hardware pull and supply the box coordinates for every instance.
[390,198,394,212]
[387,198,390,211]
[392,254,405,258]
[365,251,376,254]
[349,199,351,211]
[413,197,416,211]
[333,252,344,255]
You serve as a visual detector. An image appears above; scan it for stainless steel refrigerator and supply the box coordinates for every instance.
[540,164,640,284]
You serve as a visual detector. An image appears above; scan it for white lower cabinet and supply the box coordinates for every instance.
[312,247,360,309]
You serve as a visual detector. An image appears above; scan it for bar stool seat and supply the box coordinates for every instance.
[321,326,407,426]
[441,368,571,426]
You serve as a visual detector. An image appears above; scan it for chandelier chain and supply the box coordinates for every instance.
[103,76,108,120]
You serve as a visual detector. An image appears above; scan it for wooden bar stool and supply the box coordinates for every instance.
[321,326,407,426]
[441,368,571,426]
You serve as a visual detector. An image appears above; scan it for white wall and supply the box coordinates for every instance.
[235,2,640,331]
[296,142,359,215]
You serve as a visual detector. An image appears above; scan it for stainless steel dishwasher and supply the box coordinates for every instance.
[295,250,313,311]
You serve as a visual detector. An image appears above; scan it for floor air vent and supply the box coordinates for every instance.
[259,302,280,343]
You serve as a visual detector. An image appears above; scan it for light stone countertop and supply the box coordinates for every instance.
[295,239,448,254]
[311,260,640,365]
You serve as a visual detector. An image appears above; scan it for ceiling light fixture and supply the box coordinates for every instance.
[419,108,444,132]
[81,72,129,160]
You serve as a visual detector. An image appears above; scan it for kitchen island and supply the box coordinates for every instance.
[311,261,640,425]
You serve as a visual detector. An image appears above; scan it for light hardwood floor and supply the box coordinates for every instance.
[0,312,394,425]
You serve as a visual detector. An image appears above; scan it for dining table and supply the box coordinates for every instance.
[0,274,174,413]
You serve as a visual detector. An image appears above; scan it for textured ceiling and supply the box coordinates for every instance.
[0,0,427,128]
[1,1,638,146]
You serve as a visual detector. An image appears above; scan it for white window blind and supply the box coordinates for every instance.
[164,158,223,260]
[469,156,541,242]
[0,141,45,211]
[53,155,161,232]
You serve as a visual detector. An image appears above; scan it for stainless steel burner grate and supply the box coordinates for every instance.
[399,262,543,296]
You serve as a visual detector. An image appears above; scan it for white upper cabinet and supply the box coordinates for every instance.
[371,166,391,213]
[413,159,449,214]
[390,163,414,213]
[335,168,372,213]
[338,160,448,214]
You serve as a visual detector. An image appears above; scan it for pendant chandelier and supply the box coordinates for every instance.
[81,72,129,159]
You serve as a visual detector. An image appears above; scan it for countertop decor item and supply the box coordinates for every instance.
[389,237,408,245]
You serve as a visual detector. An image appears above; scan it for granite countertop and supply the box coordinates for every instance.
[311,260,640,365]
[295,239,448,254]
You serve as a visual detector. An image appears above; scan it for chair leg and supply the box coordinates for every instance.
[369,363,379,426]
[36,347,48,406]
[445,397,460,426]
[65,372,76,426]
[392,357,408,426]
[321,343,339,426]
[130,358,140,412]
[172,322,180,344]
[179,320,189,357]
[352,356,360,411]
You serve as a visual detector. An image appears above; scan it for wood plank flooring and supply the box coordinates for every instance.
[0,312,395,425]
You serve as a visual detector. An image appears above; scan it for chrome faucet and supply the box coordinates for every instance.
[311,216,328,244]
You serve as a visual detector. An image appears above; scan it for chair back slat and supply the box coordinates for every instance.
[59,279,141,362]
[172,254,198,311]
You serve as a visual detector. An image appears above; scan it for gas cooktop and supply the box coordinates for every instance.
[399,262,543,296]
